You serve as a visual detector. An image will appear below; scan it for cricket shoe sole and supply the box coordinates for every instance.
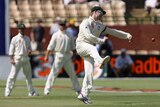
[28,91,39,96]
[77,94,92,104]
[99,56,110,69]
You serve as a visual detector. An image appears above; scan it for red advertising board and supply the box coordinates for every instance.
[30,55,160,78]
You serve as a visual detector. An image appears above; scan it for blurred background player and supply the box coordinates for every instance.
[44,19,81,95]
[5,23,38,97]
[98,35,114,77]
[49,17,61,36]
[145,0,159,15]
[66,18,79,39]
[30,19,45,51]
[98,35,113,57]
[114,48,133,77]
[76,6,132,104]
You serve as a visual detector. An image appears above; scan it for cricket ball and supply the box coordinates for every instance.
[152,38,155,42]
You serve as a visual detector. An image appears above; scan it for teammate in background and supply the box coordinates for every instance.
[145,0,159,15]
[66,18,79,39]
[5,23,38,97]
[76,6,132,104]
[98,37,114,77]
[49,17,61,36]
[114,48,133,77]
[44,19,81,95]
[30,19,45,51]
[98,36,113,56]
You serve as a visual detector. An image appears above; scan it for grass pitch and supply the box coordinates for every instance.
[0,78,160,107]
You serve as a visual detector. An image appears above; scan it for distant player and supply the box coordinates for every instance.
[44,19,81,95]
[76,6,132,104]
[5,23,38,97]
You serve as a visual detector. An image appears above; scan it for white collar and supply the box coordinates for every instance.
[18,33,24,38]
[58,29,66,34]
[89,16,95,21]
[89,16,101,23]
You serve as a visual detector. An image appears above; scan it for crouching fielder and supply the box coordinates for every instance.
[5,23,38,97]
[44,19,81,95]
[76,6,132,104]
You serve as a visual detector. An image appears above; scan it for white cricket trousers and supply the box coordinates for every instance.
[44,52,81,92]
[5,58,35,95]
[76,42,104,97]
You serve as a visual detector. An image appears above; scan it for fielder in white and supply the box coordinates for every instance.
[76,6,132,104]
[44,19,81,95]
[5,23,38,97]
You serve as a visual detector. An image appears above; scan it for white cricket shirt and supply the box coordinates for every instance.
[47,30,75,53]
[76,16,130,45]
[9,33,31,59]
[76,16,105,45]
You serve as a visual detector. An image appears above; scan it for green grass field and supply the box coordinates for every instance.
[1,78,160,107]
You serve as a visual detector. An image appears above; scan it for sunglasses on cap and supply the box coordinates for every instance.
[96,10,104,15]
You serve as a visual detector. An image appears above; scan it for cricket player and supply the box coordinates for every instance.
[5,23,38,97]
[76,6,132,104]
[44,19,81,95]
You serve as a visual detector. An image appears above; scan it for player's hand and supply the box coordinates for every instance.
[42,38,46,43]
[103,36,108,42]
[44,56,48,62]
[28,50,32,55]
[127,33,132,42]
[10,59,15,65]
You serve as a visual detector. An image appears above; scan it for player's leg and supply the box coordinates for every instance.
[77,42,110,68]
[22,60,38,96]
[87,45,110,69]
[63,58,81,94]
[77,56,93,104]
[5,61,21,96]
[81,56,94,97]
[44,53,63,95]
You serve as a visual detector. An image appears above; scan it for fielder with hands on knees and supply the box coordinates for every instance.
[114,48,133,77]
[5,23,38,97]
[44,19,81,96]
[76,6,132,104]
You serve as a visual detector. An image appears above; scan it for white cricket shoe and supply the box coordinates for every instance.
[5,89,11,97]
[77,94,92,104]
[99,56,110,69]
[28,91,39,96]
[44,90,50,95]
[44,88,51,95]
[76,91,81,95]
[5,92,11,97]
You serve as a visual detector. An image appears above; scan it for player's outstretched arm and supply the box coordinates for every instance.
[105,28,132,41]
